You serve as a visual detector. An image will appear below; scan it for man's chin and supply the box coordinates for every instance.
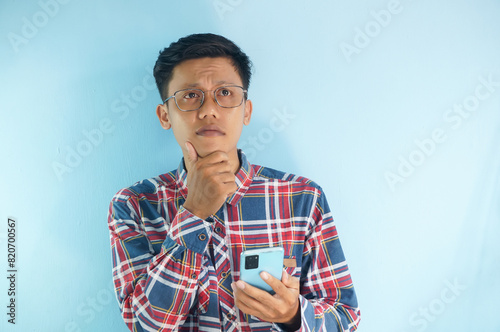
[194,144,225,158]
[195,143,237,159]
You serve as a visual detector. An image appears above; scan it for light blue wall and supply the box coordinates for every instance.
[1,1,499,331]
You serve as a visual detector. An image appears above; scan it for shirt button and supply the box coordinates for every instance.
[215,227,222,234]
[191,273,197,279]
[198,233,207,241]
[221,272,227,278]
[227,313,234,320]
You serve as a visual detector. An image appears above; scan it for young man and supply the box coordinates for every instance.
[108,33,360,331]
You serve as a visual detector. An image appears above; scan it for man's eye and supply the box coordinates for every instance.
[184,91,201,99]
[218,88,232,97]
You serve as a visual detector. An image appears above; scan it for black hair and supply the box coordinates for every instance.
[153,33,252,100]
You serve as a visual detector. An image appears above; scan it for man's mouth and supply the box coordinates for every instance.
[196,125,225,137]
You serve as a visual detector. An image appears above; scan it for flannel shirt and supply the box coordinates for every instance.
[108,150,360,331]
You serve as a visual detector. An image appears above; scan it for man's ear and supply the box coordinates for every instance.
[243,99,253,126]
[156,104,172,130]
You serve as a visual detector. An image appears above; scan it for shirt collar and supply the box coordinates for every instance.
[175,149,254,207]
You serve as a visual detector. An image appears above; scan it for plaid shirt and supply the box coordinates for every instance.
[108,150,360,331]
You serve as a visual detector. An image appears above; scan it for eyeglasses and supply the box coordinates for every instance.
[163,85,247,112]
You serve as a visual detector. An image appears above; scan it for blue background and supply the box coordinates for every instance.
[1,0,499,331]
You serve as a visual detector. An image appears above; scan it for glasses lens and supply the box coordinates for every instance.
[175,89,203,111]
[215,86,245,108]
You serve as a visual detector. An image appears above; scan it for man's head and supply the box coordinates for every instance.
[154,34,253,168]
[153,33,252,100]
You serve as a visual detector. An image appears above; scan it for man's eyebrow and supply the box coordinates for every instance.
[184,81,234,88]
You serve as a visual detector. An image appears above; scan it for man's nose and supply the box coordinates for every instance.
[197,93,219,119]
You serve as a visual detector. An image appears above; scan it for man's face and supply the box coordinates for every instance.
[156,57,252,159]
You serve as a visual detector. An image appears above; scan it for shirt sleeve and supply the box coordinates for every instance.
[275,188,361,332]
[108,189,212,331]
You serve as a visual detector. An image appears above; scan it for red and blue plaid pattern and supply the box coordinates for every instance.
[108,151,360,331]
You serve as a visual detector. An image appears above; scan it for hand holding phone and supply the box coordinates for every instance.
[239,247,284,293]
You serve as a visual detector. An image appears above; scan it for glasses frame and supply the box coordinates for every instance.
[163,85,248,112]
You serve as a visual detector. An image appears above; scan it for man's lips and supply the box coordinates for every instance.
[196,125,225,137]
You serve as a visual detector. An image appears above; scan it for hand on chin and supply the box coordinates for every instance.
[191,140,226,159]
[184,140,239,174]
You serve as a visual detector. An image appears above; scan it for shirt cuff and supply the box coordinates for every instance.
[165,205,212,255]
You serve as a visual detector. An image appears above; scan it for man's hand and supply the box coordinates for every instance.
[182,141,238,219]
[232,270,301,330]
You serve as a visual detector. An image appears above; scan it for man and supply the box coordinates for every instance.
[108,33,360,331]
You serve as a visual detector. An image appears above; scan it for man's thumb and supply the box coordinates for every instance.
[185,141,198,163]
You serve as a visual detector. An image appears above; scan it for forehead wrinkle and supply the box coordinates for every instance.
[170,58,242,93]
[192,65,237,82]
[185,80,236,89]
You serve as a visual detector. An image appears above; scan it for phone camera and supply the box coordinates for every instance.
[245,255,259,269]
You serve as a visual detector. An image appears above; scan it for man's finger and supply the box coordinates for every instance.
[232,281,271,313]
[260,272,288,297]
[202,150,231,166]
[281,270,299,289]
[185,141,198,163]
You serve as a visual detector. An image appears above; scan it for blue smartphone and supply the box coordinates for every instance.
[239,247,284,293]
